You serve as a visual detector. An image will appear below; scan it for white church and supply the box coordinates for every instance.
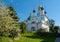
[25,6,50,32]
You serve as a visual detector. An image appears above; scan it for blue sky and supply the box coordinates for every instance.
[0,0,60,26]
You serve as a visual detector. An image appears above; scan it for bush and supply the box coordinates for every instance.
[35,32,57,37]
[9,28,20,38]
[37,28,48,33]
[50,26,59,33]
[36,28,57,37]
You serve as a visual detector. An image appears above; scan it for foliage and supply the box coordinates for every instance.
[0,3,20,38]
[49,19,55,32]
[20,22,26,33]
[7,6,19,21]
[7,6,20,38]
[36,28,45,33]
[35,31,57,37]
[49,19,55,26]
[53,26,59,32]
[45,20,49,25]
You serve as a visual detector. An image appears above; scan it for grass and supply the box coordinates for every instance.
[19,32,43,42]
[0,32,57,42]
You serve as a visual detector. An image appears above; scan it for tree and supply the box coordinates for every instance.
[49,19,55,27]
[0,3,20,38]
[54,26,59,32]
[7,6,19,21]
[20,22,26,33]
[49,19,55,32]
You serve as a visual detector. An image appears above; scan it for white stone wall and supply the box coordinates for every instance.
[26,15,50,32]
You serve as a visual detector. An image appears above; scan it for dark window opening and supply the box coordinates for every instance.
[31,27,35,31]
[31,21,36,24]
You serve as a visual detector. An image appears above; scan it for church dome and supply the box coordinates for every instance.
[38,6,44,10]
[27,16,31,20]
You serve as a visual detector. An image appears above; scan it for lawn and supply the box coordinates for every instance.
[0,32,57,42]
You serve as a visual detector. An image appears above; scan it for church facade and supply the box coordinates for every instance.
[25,6,50,32]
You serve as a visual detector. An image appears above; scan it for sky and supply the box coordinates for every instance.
[0,0,60,26]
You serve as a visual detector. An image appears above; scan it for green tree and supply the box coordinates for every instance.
[7,6,19,21]
[0,3,20,38]
[49,19,55,32]
[54,26,59,32]
[20,22,26,33]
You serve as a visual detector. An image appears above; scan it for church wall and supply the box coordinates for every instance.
[31,23,38,31]
[25,6,50,32]
[26,21,38,31]
[26,21,31,31]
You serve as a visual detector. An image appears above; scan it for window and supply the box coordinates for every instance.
[31,27,35,31]
[31,21,35,24]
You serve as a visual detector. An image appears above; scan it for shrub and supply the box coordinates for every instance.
[9,28,20,38]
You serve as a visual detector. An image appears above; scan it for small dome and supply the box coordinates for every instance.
[27,15,31,20]
[33,10,36,13]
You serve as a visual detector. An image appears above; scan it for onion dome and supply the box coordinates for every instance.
[33,10,36,13]
[38,6,44,10]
